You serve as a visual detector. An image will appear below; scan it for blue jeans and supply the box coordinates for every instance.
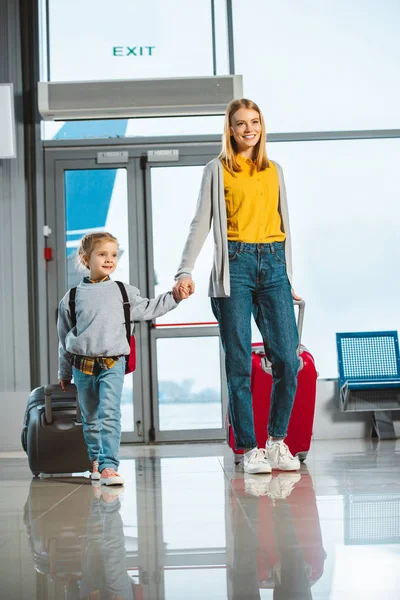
[211,241,299,449]
[73,358,125,471]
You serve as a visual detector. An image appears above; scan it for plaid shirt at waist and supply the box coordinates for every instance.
[70,354,122,376]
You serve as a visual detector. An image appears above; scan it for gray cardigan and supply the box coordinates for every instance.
[175,157,293,297]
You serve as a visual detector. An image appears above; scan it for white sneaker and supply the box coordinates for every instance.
[244,473,272,496]
[267,473,301,500]
[243,447,272,474]
[265,440,300,471]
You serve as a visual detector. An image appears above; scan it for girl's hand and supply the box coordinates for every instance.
[291,289,302,301]
[59,379,71,391]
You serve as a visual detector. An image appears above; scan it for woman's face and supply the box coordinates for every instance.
[230,108,262,154]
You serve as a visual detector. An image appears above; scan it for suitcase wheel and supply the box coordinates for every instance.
[296,451,308,463]
[32,473,40,478]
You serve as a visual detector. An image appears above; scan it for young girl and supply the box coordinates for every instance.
[173,98,302,475]
[58,232,188,486]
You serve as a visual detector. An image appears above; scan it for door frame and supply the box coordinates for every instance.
[43,135,228,443]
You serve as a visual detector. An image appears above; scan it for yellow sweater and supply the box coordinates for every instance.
[223,154,285,243]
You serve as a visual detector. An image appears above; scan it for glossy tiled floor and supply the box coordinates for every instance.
[1,439,400,599]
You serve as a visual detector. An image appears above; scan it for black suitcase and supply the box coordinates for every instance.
[21,383,92,476]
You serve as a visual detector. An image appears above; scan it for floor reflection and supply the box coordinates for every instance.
[81,485,135,600]
[6,441,400,599]
[344,486,400,546]
[229,470,326,600]
[24,478,139,600]
[22,464,326,599]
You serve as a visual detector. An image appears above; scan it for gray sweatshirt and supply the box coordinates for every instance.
[58,279,178,380]
[175,157,293,297]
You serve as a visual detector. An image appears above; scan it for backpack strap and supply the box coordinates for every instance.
[115,281,131,345]
[69,287,77,327]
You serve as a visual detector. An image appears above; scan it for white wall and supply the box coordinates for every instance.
[0,0,31,394]
[0,392,30,451]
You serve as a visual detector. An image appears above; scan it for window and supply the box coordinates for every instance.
[41,0,229,139]
[233,0,400,132]
[47,0,214,82]
[251,138,400,378]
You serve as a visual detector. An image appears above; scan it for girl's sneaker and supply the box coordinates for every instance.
[100,468,124,486]
[91,460,101,480]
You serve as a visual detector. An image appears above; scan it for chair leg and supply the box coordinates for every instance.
[371,411,396,440]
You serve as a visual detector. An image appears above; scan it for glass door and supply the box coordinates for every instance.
[45,156,143,442]
[146,160,228,441]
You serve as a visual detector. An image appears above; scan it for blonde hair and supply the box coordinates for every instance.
[219,98,269,174]
[77,232,118,270]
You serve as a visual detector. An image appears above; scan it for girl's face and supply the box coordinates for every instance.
[84,241,119,280]
[230,108,262,154]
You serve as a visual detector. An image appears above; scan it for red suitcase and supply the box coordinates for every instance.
[227,300,317,463]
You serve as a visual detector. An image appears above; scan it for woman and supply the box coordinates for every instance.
[173,99,301,474]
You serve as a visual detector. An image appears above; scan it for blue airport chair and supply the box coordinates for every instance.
[336,331,400,439]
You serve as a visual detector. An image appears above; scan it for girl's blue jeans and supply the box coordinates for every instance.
[73,358,125,471]
[211,241,299,450]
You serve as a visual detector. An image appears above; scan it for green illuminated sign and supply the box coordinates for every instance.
[113,46,156,57]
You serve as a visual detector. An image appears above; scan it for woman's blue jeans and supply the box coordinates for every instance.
[211,241,299,450]
[73,358,125,471]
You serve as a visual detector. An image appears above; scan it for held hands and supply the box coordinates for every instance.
[172,277,195,302]
[59,379,71,391]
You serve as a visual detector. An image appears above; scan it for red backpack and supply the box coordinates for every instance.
[69,281,136,374]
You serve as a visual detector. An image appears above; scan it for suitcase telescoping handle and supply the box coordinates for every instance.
[255,299,306,373]
[44,383,81,425]
[294,299,305,349]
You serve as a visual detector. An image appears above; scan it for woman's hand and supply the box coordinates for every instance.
[172,277,195,302]
[291,289,302,301]
[173,284,189,301]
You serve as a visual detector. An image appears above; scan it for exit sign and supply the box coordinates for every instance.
[113,46,156,57]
